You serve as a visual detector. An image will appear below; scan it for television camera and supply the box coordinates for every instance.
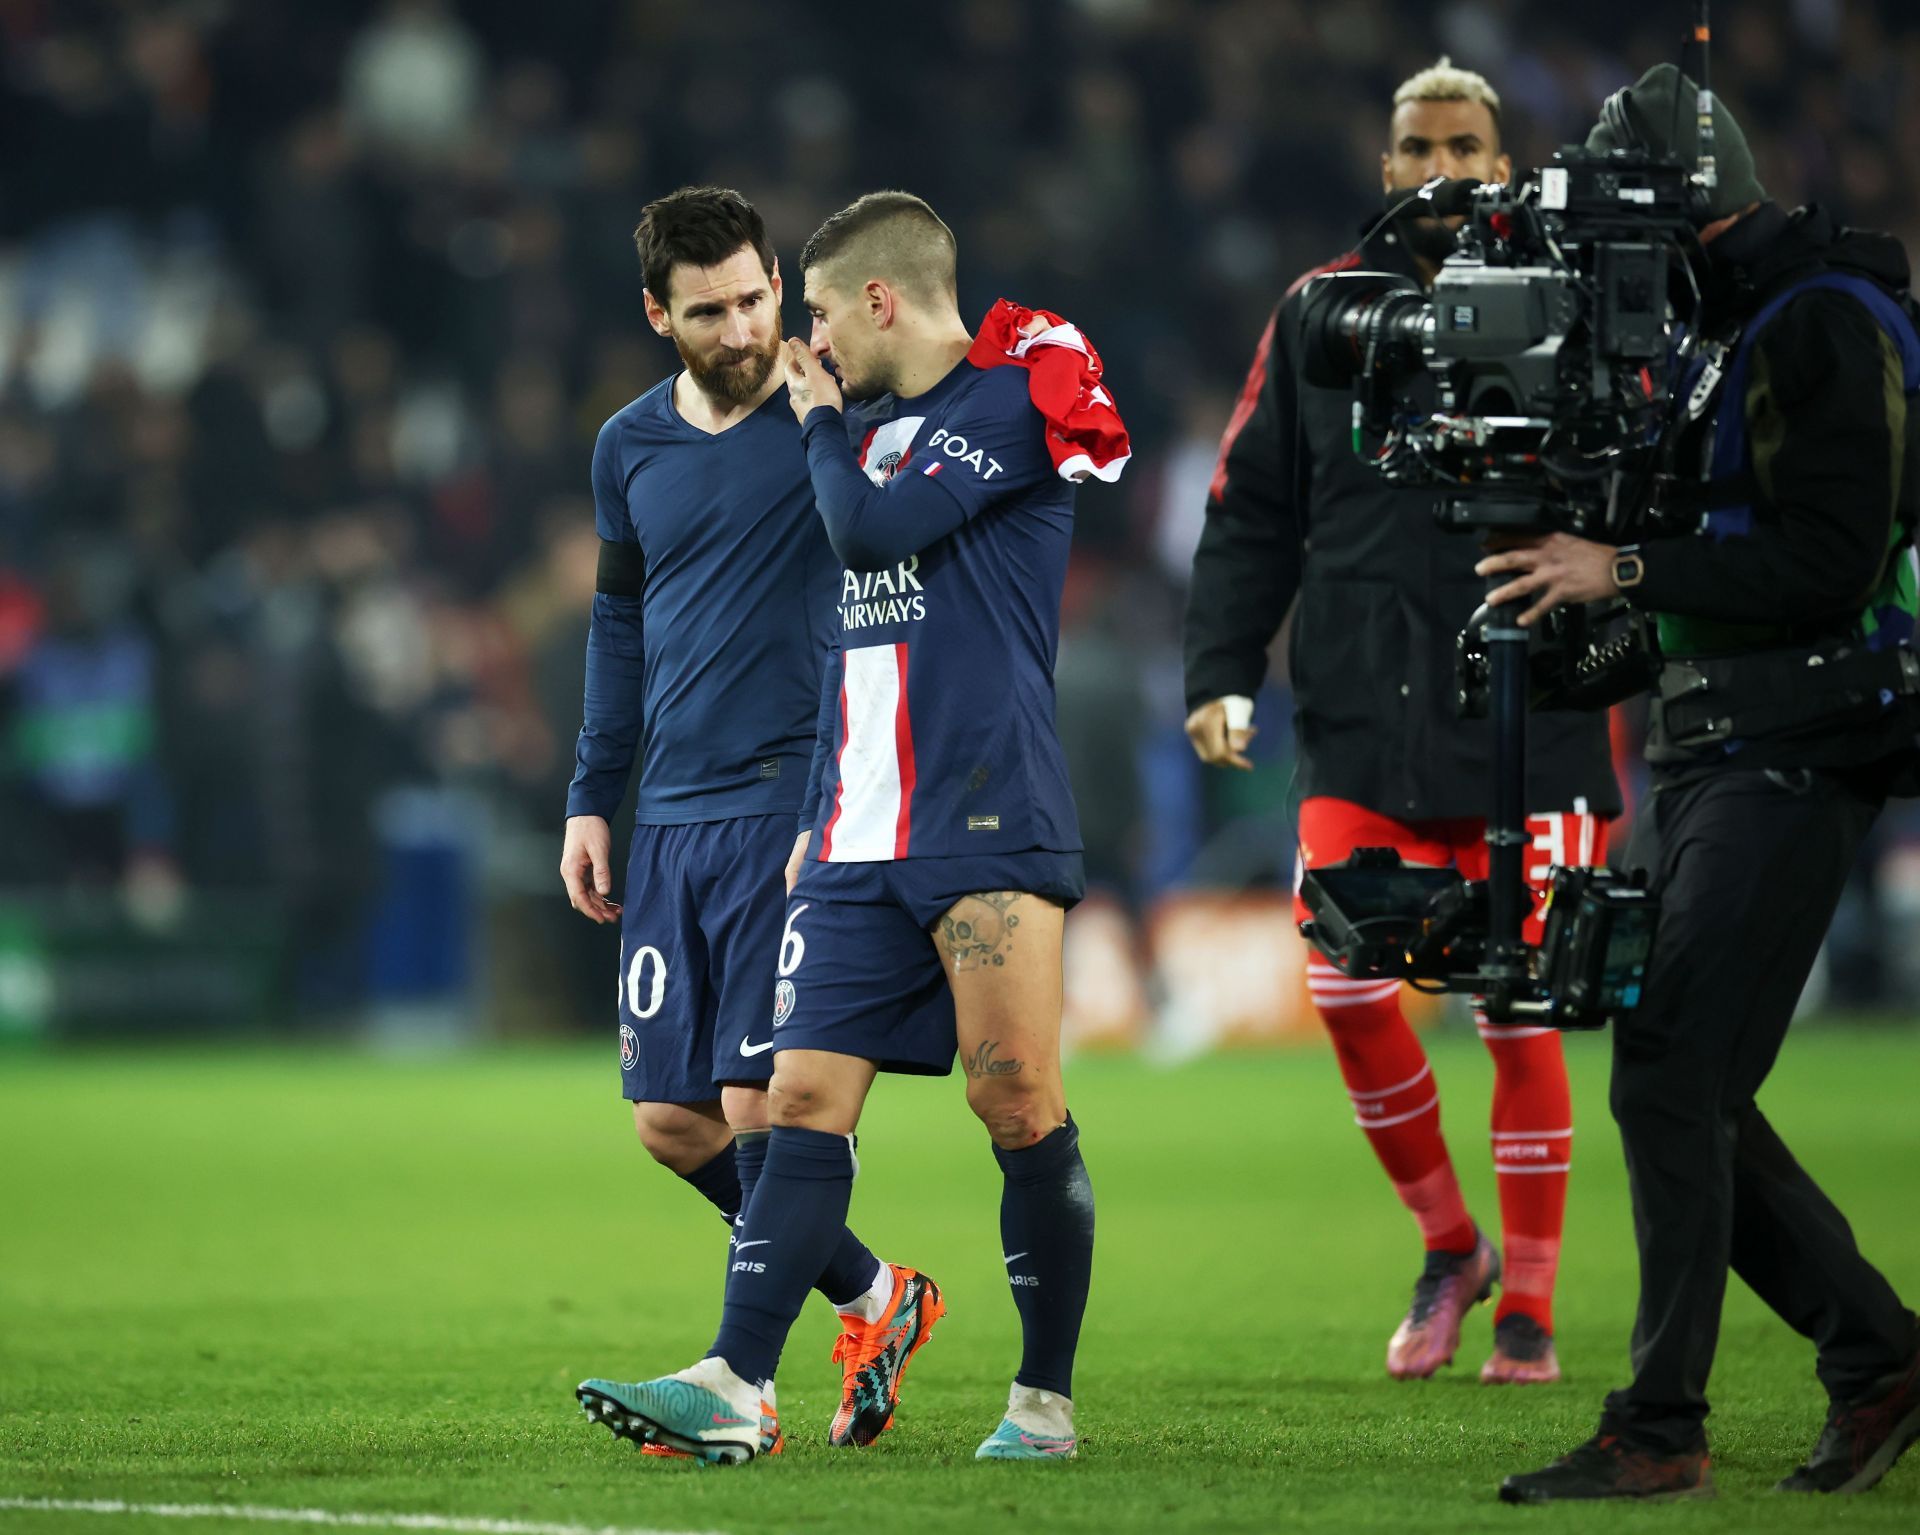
[1290,39,1732,1027]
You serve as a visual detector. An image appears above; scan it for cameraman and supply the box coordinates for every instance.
[1489,67,1920,1503]
[1184,60,1619,1386]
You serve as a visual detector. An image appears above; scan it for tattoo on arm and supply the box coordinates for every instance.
[937,891,1024,970]
[964,1040,1023,1078]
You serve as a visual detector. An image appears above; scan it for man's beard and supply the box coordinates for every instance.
[677,328,780,406]
[1381,185,1464,267]
[1399,212,1459,266]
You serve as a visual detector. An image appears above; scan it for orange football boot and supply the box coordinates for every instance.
[828,1265,945,1446]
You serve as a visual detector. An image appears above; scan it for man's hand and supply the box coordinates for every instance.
[1475,533,1620,627]
[785,830,811,893]
[783,338,843,423]
[1185,697,1258,771]
[561,814,622,924]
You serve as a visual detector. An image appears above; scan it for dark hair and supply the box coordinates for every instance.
[632,186,774,305]
[799,190,956,302]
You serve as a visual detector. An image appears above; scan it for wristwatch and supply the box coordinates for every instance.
[1612,544,1646,591]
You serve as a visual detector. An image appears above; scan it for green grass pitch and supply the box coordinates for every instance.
[3,1028,1918,1534]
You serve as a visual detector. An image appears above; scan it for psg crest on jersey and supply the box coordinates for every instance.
[857,416,925,486]
[772,979,796,1028]
[619,1022,638,1070]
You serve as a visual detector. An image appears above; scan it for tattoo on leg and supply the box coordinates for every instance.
[938,891,1023,970]
[965,1040,1023,1078]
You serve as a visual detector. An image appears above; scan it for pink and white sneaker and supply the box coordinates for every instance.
[1386,1229,1501,1379]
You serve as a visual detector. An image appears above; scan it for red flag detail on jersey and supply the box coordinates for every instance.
[966,299,1132,484]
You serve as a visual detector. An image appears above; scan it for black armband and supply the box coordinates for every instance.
[596,538,647,597]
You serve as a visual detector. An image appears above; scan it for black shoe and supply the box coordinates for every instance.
[1500,1433,1714,1504]
[1777,1352,1920,1494]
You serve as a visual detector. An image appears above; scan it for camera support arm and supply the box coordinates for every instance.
[1482,581,1532,1019]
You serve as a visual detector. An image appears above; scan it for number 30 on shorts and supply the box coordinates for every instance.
[623,944,668,1020]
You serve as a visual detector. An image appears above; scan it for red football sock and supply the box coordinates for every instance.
[1310,958,1476,1255]
[1478,1015,1572,1331]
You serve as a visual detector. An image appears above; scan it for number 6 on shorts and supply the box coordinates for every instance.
[779,904,809,978]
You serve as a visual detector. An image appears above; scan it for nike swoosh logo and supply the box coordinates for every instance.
[734,1240,771,1252]
[1003,1253,1027,1265]
[738,1039,776,1057]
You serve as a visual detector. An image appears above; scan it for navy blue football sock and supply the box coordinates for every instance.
[994,1115,1095,1398]
[730,1129,768,1251]
[710,1126,856,1385]
[677,1141,741,1225]
[735,1128,883,1308]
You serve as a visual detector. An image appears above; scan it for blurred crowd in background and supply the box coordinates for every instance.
[4,0,1920,1036]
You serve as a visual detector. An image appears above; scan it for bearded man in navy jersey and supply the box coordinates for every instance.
[562,187,939,1458]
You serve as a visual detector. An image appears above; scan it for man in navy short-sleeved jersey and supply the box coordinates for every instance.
[577,192,1123,1465]
[562,187,939,1459]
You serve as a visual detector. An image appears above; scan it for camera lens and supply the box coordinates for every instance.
[1299,273,1431,388]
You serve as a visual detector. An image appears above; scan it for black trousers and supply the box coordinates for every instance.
[1602,766,1917,1453]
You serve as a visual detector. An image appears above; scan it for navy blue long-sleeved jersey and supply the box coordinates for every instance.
[798,359,1083,860]
[566,377,838,825]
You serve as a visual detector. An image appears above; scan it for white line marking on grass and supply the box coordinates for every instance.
[0,1498,723,1535]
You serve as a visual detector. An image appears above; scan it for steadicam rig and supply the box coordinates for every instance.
[1286,111,1729,1028]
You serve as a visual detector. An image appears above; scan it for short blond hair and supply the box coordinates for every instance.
[1393,56,1502,128]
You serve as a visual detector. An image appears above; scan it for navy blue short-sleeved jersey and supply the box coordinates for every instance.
[800,360,1083,861]
[568,377,837,825]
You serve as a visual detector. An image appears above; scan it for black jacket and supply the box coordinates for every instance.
[1184,227,1621,821]
[1639,203,1920,775]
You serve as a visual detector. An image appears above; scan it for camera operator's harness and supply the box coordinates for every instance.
[1652,270,1920,752]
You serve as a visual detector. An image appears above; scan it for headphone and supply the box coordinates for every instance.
[1596,87,1641,151]
[1593,82,1718,227]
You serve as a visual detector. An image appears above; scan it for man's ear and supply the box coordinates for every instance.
[642,288,673,340]
[770,257,783,305]
[1380,151,1394,195]
[1493,152,1514,189]
[866,279,898,330]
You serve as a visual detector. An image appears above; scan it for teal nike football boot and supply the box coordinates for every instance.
[975,1384,1077,1460]
[577,1357,779,1465]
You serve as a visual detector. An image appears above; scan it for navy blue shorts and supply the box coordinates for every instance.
[771,850,1085,1076]
[615,815,795,1104]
